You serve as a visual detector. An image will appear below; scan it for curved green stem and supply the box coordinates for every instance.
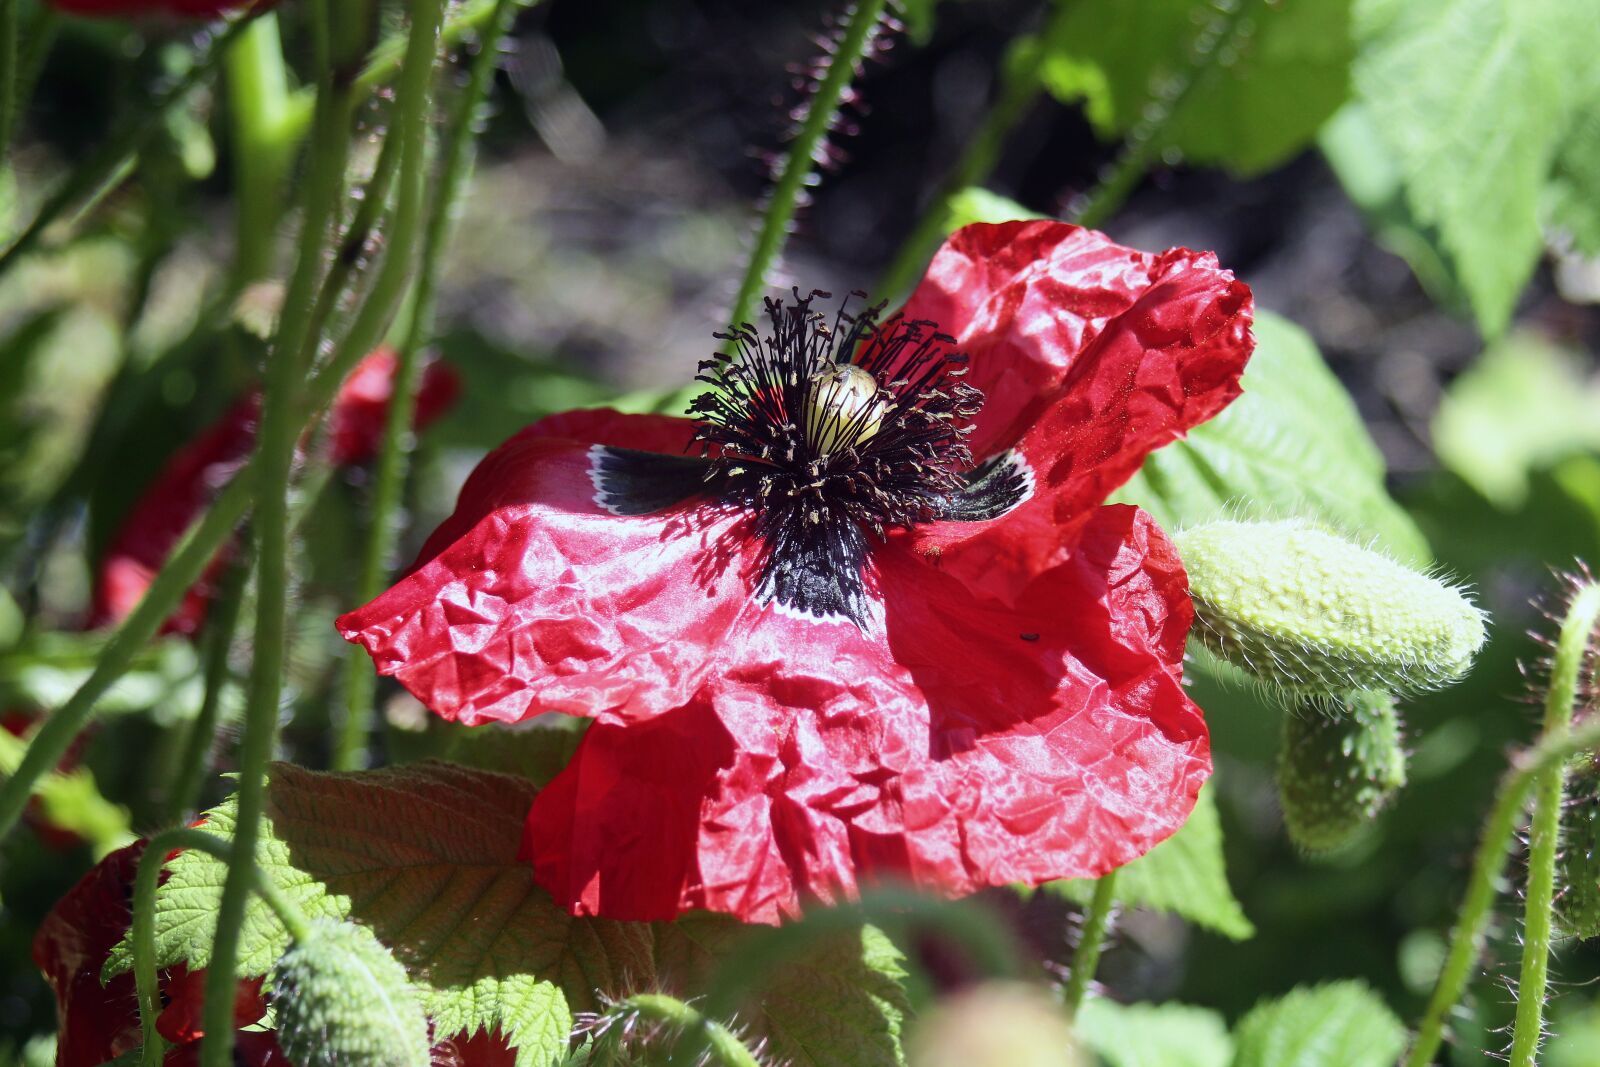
[725,0,888,333]
[620,994,763,1067]
[702,887,1022,1023]
[335,0,524,770]
[1406,700,1600,1065]
[0,12,262,279]
[0,481,251,840]
[1509,582,1600,1065]
[134,827,311,1067]
[1063,870,1118,1014]
[199,1,353,1060]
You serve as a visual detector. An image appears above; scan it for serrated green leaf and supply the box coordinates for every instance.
[1115,310,1428,564]
[1230,982,1404,1067]
[1038,0,1352,175]
[439,717,587,789]
[107,761,655,1067]
[1547,97,1600,256]
[1047,784,1253,941]
[1332,0,1597,336]
[1075,999,1233,1067]
[1432,332,1600,509]
[656,915,910,1067]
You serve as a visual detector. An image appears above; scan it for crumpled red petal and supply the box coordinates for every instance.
[524,505,1206,923]
[91,349,458,635]
[902,220,1252,465]
[33,840,270,1067]
[338,412,754,728]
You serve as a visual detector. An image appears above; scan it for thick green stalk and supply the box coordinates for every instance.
[134,828,311,1067]
[224,15,295,286]
[726,0,888,332]
[1509,582,1600,1066]
[0,12,262,278]
[1062,870,1118,1014]
[198,0,354,1059]
[335,0,523,770]
[1406,711,1600,1065]
[622,994,763,1067]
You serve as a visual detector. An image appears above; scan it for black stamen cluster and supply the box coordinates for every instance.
[690,290,983,549]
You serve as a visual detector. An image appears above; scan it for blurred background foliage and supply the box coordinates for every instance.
[2,0,1600,1064]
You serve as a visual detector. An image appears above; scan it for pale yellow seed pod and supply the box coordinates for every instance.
[804,363,885,454]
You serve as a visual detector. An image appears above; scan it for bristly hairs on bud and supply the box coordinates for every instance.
[1174,518,1487,698]
[1278,690,1408,854]
[573,992,767,1067]
[270,919,431,1067]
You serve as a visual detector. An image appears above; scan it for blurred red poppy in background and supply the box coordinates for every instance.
[92,348,458,636]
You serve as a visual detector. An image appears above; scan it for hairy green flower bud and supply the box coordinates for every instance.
[270,920,430,1067]
[1175,519,1485,695]
[907,983,1082,1067]
[1557,773,1600,940]
[1278,691,1407,853]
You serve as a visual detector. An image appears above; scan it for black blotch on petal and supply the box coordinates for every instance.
[935,450,1033,522]
[591,447,712,515]
[756,517,872,627]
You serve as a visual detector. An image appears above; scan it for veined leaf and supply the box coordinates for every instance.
[1230,982,1405,1067]
[1075,999,1233,1067]
[1046,784,1253,941]
[1329,0,1597,336]
[1116,310,1428,564]
[1038,0,1353,175]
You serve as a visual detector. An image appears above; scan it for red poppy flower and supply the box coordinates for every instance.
[92,348,459,635]
[47,0,264,17]
[32,840,267,1067]
[338,221,1254,924]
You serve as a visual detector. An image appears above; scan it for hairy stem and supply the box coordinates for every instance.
[726,0,888,333]
[1407,708,1600,1065]
[135,827,311,1067]
[1509,582,1600,1066]
[199,0,353,1059]
[1063,870,1118,1014]
[0,12,263,278]
[336,0,523,770]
